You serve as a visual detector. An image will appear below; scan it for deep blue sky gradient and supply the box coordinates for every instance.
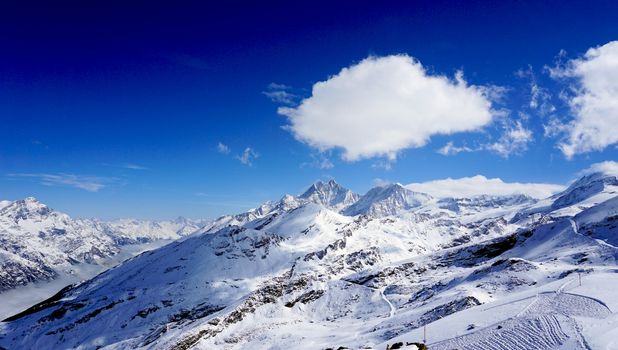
[1,1,617,219]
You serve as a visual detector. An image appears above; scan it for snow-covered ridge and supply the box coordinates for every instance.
[2,170,618,349]
[105,216,209,244]
[343,183,432,216]
[299,179,360,210]
[0,197,209,315]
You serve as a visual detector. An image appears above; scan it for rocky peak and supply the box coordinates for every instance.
[343,183,432,217]
[552,172,618,209]
[0,197,52,222]
[299,179,359,210]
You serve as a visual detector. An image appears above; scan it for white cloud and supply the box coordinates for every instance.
[123,163,148,170]
[483,120,533,158]
[406,175,564,199]
[578,161,618,177]
[543,117,569,138]
[301,153,334,169]
[236,147,259,166]
[550,41,618,158]
[263,83,297,105]
[437,142,474,156]
[316,158,334,170]
[437,120,533,158]
[8,173,115,192]
[529,81,553,112]
[279,55,496,161]
[516,66,555,114]
[371,160,393,171]
[217,142,231,154]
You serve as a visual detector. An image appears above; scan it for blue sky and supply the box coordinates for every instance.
[1,1,618,219]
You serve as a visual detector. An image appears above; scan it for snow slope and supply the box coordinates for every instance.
[0,198,207,319]
[1,171,618,349]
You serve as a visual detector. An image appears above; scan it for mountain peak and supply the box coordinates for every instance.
[343,183,432,217]
[551,171,618,209]
[299,179,359,210]
[302,179,341,194]
[0,197,52,222]
[12,196,46,209]
[376,182,405,190]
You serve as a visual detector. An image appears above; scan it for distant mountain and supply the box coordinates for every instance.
[343,183,432,216]
[0,200,12,210]
[551,171,618,210]
[0,198,208,298]
[299,179,360,210]
[106,217,209,244]
[0,198,119,293]
[200,180,358,233]
[437,194,536,214]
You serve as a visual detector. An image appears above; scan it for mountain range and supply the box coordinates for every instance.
[0,198,209,318]
[1,170,618,349]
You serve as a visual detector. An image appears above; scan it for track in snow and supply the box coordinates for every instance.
[380,288,396,318]
[569,218,579,236]
[430,286,611,350]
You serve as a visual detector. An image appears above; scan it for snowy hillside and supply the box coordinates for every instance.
[0,198,208,319]
[105,217,210,244]
[1,170,618,349]
[343,183,432,217]
[199,181,360,234]
[299,179,360,211]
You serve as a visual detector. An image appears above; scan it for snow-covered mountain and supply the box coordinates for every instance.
[551,171,618,210]
[344,183,432,216]
[298,179,360,210]
[0,198,209,319]
[199,180,359,234]
[0,198,120,292]
[1,170,618,349]
[106,217,210,244]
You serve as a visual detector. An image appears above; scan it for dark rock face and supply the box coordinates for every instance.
[0,259,57,292]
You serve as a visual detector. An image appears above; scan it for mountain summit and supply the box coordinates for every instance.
[299,179,359,210]
[343,183,432,216]
[0,197,52,223]
[551,171,618,210]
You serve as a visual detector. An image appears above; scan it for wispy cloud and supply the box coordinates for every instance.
[31,140,49,149]
[438,120,533,158]
[516,65,555,114]
[217,142,231,155]
[8,173,117,192]
[483,120,533,158]
[301,153,334,169]
[123,163,149,170]
[236,147,259,166]
[262,83,298,105]
[371,160,393,171]
[437,142,475,156]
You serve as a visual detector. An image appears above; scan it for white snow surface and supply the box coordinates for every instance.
[0,198,208,318]
[1,172,618,350]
